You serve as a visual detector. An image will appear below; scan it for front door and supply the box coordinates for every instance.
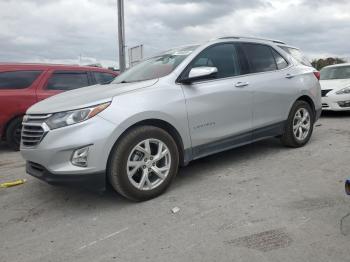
[180,43,253,159]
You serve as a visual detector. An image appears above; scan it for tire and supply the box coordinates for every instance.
[281,100,314,148]
[108,126,179,201]
[6,117,23,151]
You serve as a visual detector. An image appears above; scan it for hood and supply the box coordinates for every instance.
[28,79,158,114]
[320,79,350,91]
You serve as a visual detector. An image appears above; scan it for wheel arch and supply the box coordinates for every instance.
[296,95,316,118]
[106,118,188,174]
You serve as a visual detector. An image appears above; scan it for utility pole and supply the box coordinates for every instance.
[117,0,126,72]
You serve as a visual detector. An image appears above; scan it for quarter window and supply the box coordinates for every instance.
[93,72,116,84]
[243,43,277,73]
[0,71,42,89]
[279,46,312,67]
[188,43,241,79]
[46,72,89,91]
[271,49,288,70]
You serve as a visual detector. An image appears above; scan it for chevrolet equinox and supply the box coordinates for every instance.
[21,36,322,201]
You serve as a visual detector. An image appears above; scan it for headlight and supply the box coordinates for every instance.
[45,102,110,129]
[336,87,350,95]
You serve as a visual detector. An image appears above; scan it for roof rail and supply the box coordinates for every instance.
[216,36,286,45]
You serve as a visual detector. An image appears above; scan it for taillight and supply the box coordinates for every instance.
[313,71,320,80]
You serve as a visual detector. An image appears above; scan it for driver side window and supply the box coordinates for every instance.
[188,43,241,80]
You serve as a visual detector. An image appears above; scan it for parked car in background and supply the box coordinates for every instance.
[21,37,321,201]
[0,63,118,150]
[320,63,350,111]
[346,179,350,195]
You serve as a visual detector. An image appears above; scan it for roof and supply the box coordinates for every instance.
[0,63,117,73]
[216,36,286,45]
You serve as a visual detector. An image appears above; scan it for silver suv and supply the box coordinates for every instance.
[21,36,322,201]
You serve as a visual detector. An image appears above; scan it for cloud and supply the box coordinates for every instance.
[0,0,349,67]
[126,0,266,29]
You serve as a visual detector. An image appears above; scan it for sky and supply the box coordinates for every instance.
[0,0,349,68]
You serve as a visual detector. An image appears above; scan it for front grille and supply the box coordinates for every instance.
[322,103,329,108]
[321,89,332,97]
[21,114,51,147]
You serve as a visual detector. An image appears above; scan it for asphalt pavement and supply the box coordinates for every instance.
[1,112,350,262]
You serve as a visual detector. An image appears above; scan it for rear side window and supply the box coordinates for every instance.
[93,72,116,84]
[242,43,277,73]
[279,46,312,67]
[189,43,241,79]
[0,71,42,89]
[46,72,89,91]
[271,49,288,70]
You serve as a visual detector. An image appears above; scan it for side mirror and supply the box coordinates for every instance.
[179,66,218,84]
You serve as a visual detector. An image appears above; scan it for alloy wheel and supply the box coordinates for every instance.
[126,138,171,191]
[293,108,311,141]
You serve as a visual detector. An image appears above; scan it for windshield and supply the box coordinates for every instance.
[113,45,199,84]
[320,66,350,80]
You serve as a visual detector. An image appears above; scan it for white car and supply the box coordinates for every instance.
[320,63,350,111]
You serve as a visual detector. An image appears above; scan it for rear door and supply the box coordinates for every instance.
[240,43,298,137]
[37,70,92,101]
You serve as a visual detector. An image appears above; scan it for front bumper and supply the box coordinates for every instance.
[322,94,350,111]
[21,115,118,189]
[26,161,106,191]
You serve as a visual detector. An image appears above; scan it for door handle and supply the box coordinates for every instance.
[285,73,296,79]
[235,82,249,88]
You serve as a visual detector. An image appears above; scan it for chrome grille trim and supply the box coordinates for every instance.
[21,114,51,147]
[26,114,52,120]
[22,122,43,127]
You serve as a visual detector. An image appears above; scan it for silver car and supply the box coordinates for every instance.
[21,36,322,201]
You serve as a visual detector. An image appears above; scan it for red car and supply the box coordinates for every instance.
[0,63,118,150]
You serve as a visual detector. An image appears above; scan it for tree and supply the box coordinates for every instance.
[311,57,346,70]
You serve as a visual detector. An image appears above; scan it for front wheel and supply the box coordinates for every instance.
[281,100,314,147]
[108,126,179,201]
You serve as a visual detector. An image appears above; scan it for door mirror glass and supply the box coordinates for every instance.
[181,67,218,84]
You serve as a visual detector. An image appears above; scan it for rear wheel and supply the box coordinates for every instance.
[108,126,179,201]
[281,100,314,147]
[6,117,23,151]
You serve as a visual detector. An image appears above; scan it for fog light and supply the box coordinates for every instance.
[345,180,350,195]
[71,146,89,167]
[338,101,350,108]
